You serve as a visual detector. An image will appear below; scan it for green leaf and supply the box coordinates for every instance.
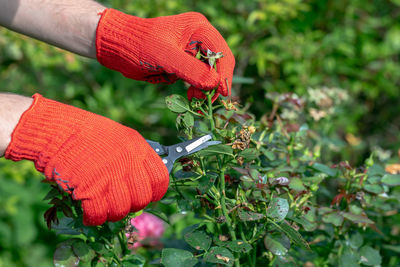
[289,178,306,191]
[197,173,217,193]
[339,249,360,267]
[263,235,288,256]
[165,95,190,113]
[183,112,194,127]
[363,184,383,194]
[268,198,289,222]
[145,209,170,224]
[277,222,310,250]
[367,164,386,176]
[238,210,264,221]
[239,149,260,161]
[310,163,337,177]
[322,212,344,227]
[52,217,81,236]
[349,232,364,249]
[54,241,80,267]
[359,246,382,266]
[381,174,400,186]
[184,231,212,251]
[43,187,60,200]
[161,248,197,267]
[122,254,146,267]
[72,240,95,263]
[226,240,252,253]
[204,247,234,266]
[342,212,374,224]
[196,144,234,157]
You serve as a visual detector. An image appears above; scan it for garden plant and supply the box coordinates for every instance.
[0,0,400,266]
[43,86,399,266]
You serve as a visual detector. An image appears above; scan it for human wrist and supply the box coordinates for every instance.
[0,94,33,157]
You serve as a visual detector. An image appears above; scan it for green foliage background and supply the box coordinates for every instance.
[0,0,399,266]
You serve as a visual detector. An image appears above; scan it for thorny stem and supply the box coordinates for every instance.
[118,231,129,257]
[218,156,240,267]
[207,92,216,133]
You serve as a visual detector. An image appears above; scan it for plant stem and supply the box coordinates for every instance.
[218,161,240,267]
[207,92,216,132]
[117,231,129,257]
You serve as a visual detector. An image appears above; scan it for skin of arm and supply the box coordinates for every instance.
[0,94,33,156]
[0,0,105,58]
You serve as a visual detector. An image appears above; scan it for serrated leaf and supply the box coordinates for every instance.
[145,209,170,224]
[363,184,383,194]
[276,222,310,250]
[322,212,344,227]
[165,95,190,113]
[367,164,386,176]
[310,163,337,177]
[184,231,212,251]
[339,249,360,267]
[52,217,81,236]
[239,149,260,161]
[268,198,289,222]
[196,144,234,157]
[72,241,95,263]
[204,247,234,266]
[226,240,252,253]
[289,178,306,191]
[342,212,374,224]
[54,241,80,267]
[381,174,400,186]
[263,235,288,256]
[122,254,146,267]
[183,112,194,127]
[161,248,197,267]
[238,210,264,221]
[349,232,364,249]
[359,246,382,266]
[43,187,60,200]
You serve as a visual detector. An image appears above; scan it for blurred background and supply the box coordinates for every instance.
[0,0,399,266]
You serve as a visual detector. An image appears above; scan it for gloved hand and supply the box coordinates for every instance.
[96,9,235,101]
[5,94,169,226]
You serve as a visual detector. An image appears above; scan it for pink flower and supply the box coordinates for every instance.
[127,212,165,249]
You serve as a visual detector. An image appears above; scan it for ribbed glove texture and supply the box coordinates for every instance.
[5,94,169,226]
[96,9,235,100]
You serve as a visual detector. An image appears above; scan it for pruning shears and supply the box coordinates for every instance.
[146,134,220,173]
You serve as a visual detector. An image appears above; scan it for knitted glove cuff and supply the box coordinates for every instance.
[96,9,150,78]
[5,94,83,172]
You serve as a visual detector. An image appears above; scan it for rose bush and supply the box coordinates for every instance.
[45,88,399,267]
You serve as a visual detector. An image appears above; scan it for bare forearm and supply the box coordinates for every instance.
[0,0,106,58]
[0,94,33,156]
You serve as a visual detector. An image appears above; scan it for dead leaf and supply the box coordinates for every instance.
[216,254,230,263]
[385,163,400,174]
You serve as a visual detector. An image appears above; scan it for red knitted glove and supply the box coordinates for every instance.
[5,94,169,226]
[96,9,235,100]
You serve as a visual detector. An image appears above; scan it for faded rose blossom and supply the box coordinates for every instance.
[127,212,165,249]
